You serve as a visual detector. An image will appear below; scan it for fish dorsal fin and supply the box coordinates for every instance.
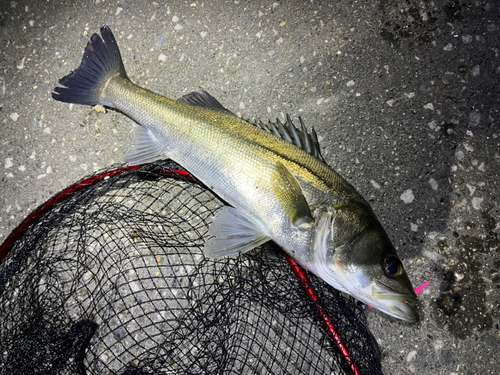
[178,89,234,113]
[178,90,325,162]
[254,115,325,163]
[204,206,271,258]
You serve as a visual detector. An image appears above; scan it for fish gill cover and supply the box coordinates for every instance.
[0,160,382,375]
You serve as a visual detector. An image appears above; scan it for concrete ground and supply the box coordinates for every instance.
[1,0,499,374]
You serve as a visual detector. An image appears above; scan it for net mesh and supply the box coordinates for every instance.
[0,160,382,375]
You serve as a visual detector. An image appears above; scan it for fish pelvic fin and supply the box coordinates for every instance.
[204,206,271,258]
[52,26,128,106]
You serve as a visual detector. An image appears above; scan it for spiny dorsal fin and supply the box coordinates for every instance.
[178,89,233,113]
[254,115,325,163]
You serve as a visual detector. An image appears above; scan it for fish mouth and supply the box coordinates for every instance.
[371,281,419,323]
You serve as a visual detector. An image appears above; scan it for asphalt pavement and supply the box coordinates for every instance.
[1,0,499,374]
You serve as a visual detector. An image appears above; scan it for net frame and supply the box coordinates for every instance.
[0,160,382,375]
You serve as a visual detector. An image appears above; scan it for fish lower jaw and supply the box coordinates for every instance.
[369,287,419,323]
[388,301,419,323]
[368,294,419,323]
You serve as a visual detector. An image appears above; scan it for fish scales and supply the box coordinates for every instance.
[105,76,349,260]
[53,26,419,323]
[106,75,363,209]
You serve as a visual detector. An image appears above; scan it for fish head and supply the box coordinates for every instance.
[312,204,419,323]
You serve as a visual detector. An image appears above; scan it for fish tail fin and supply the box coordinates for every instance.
[52,26,128,107]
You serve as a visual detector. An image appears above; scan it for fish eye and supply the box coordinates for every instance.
[383,256,403,277]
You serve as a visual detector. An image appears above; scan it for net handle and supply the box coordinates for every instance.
[286,256,362,375]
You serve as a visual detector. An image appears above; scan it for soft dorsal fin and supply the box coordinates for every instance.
[254,115,325,163]
[178,89,233,113]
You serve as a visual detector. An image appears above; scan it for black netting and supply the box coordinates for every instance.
[0,160,382,375]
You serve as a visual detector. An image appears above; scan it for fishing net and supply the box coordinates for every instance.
[0,160,382,375]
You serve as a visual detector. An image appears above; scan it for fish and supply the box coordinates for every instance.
[52,26,419,323]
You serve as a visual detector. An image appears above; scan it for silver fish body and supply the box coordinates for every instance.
[53,26,419,323]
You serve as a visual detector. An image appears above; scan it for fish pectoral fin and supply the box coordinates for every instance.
[178,89,235,114]
[272,162,314,228]
[124,125,165,165]
[204,206,271,258]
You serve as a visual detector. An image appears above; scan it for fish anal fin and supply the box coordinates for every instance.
[204,206,270,258]
[124,126,164,165]
[272,162,314,228]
